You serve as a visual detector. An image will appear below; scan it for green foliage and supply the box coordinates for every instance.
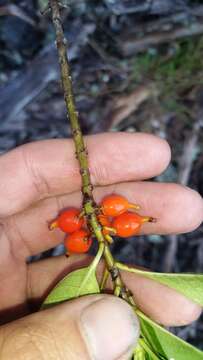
[42,266,100,308]
[137,311,203,360]
[42,243,104,308]
[133,53,157,82]
[42,259,203,359]
[142,272,203,306]
[133,36,203,111]
[117,262,203,306]
[133,342,146,359]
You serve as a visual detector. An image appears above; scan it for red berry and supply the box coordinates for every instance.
[64,229,92,254]
[50,208,84,233]
[101,194,139,217]
[98,214,111,227]
[112,212,143,238]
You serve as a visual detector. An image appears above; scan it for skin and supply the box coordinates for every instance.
[0,132,202,359]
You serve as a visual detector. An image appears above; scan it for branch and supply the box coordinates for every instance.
[119,6,203,56]
[164,117,202,272]
[49,0,134,305]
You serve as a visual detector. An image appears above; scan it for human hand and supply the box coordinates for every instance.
[0,132,202,359]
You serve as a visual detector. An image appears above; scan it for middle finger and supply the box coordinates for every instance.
[4,181,203,258]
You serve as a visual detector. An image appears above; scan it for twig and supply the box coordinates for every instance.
[108,85,151,129]
[119,6,203,56]
[177,119,202,186]
[0,4,36,27]
[164,117,202,272]
[49,0,134,305]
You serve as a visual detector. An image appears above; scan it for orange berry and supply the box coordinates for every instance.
[98,214,111,227]
[101,194,139,217]
[64,229,92,254]
[112,212,143,238]
[50,208,84,233]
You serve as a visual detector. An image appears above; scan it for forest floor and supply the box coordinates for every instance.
[0,0,203,349]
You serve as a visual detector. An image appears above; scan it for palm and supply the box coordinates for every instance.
[0,133,202,325]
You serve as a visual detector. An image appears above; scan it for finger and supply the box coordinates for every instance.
[0,294,139,360]
[0,133,170,217]
[5,182,203,257]
[28,255,202,327]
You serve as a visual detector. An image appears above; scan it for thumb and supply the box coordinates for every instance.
[0,295,140,360]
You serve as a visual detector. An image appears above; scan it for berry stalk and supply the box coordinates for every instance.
[49,0,134,305]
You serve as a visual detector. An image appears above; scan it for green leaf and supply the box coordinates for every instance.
[133,340,165,360]
[116,262,203,306]
[133,343,147,360]
[138,339,163,360]
[77,242,104,297]
[42,244,104,308]
[137,310,203,360]
[42,266,100,308]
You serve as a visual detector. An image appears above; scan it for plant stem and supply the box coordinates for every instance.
[49,0,134,306]
[50,0,92,203]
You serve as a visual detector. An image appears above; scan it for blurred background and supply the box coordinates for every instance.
[0,0,203,349]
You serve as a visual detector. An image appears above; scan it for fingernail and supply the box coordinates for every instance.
[80,296,140,360]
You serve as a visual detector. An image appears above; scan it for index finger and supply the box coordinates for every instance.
[0,132,170,217]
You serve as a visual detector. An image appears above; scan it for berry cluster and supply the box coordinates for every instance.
[100,194,155,238]
[49,194,156,255]
[49,208,92,255]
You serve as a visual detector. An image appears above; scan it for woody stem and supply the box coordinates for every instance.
[49,0,134,305]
